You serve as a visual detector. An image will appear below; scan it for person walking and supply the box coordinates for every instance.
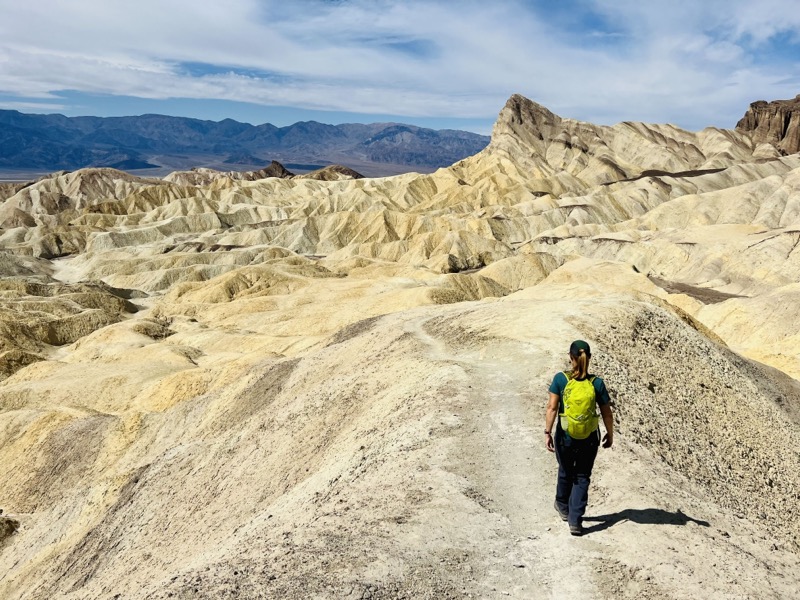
[544,340,613,536]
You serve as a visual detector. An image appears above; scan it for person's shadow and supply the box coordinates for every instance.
[583,508,710,534]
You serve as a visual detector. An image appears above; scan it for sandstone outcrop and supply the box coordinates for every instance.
[736,94,800,155]
[0,95,799,599]
[162,160,295,186]
[294,164,364,181]
[161,161,363,187]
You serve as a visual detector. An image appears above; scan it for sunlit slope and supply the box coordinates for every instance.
[0,94,799,598]
[0,267,798,598]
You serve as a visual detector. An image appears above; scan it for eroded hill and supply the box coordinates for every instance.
[0,94,798,599]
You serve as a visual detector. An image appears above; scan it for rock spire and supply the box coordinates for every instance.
[735,94,800,154]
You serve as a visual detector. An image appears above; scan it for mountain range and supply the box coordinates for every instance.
[0,110,490,177]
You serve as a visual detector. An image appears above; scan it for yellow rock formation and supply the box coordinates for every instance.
[0,94,798,599]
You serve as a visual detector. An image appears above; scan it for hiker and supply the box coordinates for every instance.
[544,340,613,536]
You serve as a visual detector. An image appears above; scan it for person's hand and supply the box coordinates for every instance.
[545,432,554,452]
[602,432,613,448]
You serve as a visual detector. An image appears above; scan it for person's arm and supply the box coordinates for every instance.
[545,392,559,452]
[600,403,613,448]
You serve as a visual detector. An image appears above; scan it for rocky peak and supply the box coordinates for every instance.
[491,94,563,149]
[735,94,800,155]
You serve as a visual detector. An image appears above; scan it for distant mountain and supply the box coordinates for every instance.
[0,110,490,176]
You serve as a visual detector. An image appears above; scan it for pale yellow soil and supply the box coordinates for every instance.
[0,94,799,599]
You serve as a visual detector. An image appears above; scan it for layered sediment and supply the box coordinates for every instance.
[0,94,799,599]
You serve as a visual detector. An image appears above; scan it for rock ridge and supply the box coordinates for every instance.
[736,94,800,155]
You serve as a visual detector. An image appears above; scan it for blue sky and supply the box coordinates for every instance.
[0,0,799,134]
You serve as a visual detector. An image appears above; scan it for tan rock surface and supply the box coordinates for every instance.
[295,164,364,181]
[163,160,295,186]
[1,94,799,598]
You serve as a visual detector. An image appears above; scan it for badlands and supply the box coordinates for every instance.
[0,93,799,599]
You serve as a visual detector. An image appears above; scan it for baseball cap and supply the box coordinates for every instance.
[569,340,591,356]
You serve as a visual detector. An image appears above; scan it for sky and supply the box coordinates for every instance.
[0,0,799,134]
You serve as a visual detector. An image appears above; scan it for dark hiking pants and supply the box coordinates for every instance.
[554,430,599,526]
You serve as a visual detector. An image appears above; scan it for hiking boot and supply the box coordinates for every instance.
[569,522,584,536]
[554,501,568,521]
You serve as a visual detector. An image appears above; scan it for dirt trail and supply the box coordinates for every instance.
[404,313,599,597]
[402,308,800,599]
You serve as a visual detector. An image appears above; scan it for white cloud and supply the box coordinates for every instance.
[0,0,798,129]
[0,100,67,112]
[727,0,800,43]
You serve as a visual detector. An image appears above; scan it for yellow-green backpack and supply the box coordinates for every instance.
[559,371,599,439]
